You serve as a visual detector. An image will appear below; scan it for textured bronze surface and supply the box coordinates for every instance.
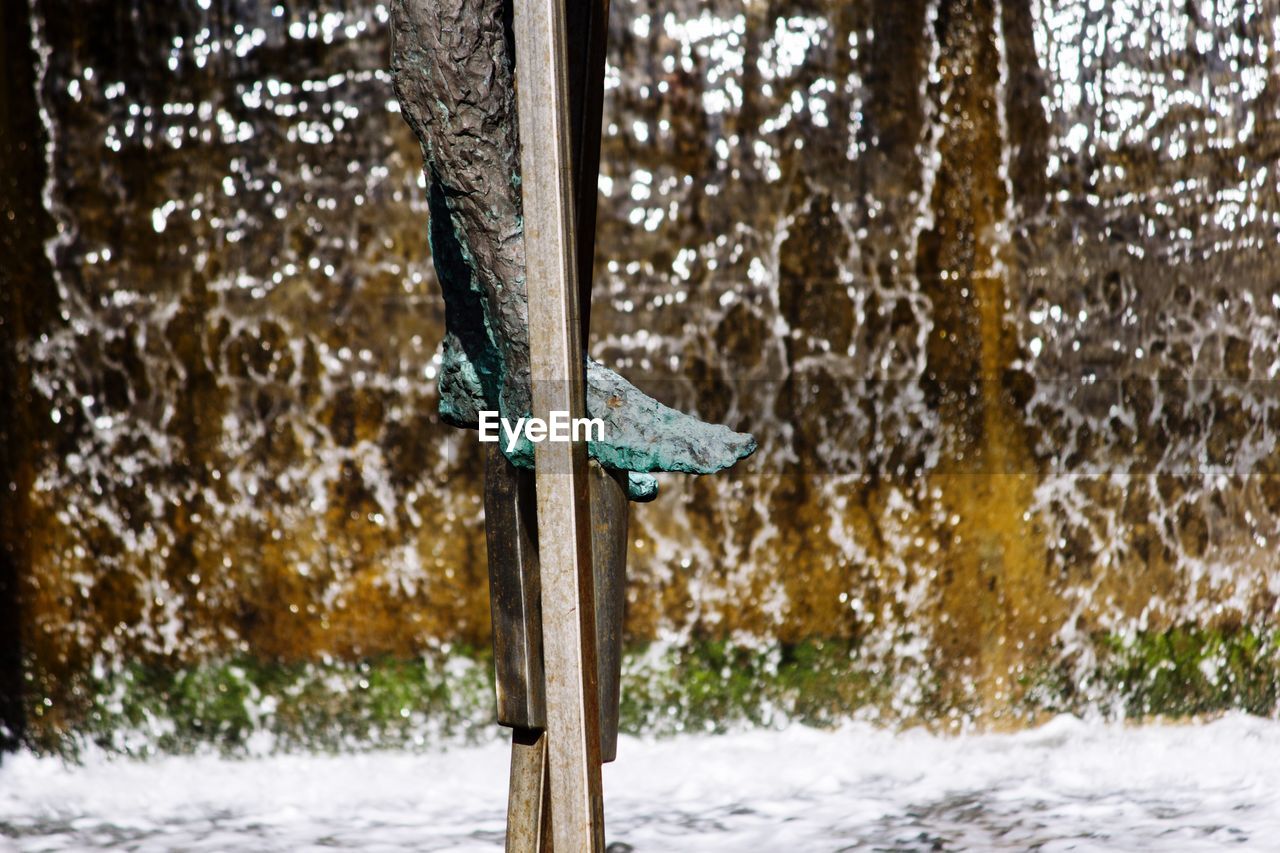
[389,0,753,492]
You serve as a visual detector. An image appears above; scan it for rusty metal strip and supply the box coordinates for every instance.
[566,0,611,341]
[484,444,546,730]
[588,462,628,763]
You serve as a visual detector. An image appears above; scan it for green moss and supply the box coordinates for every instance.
[1022,625,1280,719]
[24,628,1280,757]
[617,639,885,736]
[28,640,884,757]
[53,650,496,758]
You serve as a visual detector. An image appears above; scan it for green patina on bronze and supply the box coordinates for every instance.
[390,0,755,501]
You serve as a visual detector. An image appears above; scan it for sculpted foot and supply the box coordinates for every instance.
[437,340,753,500]
[392,0,754,503]
[583,360,756,475]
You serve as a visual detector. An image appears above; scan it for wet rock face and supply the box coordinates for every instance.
[7,0,1280,736]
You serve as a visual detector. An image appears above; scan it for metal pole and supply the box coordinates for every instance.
[506,728,552,853]
[565,0,612,341]
[511,0,605,849]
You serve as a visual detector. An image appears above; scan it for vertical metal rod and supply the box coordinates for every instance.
[589,462,628,763]
[506,729,552,853]
[484,445,546,731]
[512,0,605,849]
[565,0,612,342]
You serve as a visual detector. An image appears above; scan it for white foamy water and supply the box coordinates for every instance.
[3,714,1278,851]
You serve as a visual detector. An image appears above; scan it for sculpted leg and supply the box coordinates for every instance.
[391,0,755,499]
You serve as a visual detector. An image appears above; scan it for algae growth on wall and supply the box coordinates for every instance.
[4,0,1280,746]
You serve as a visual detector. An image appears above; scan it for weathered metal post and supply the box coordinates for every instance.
[511,0,606,848]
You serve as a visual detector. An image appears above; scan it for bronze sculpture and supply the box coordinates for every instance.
[391,0,755,845]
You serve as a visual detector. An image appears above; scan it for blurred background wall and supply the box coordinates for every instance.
[3,0,1280,744]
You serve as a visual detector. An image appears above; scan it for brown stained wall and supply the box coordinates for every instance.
[10,0,1280,740]
[917,0,1048,712]
[15,2,494,742]
[0,0,59,750]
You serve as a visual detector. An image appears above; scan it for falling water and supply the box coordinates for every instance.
[6,0,1280,743]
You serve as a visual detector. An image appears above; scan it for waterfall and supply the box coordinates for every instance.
[6,0,1280,744]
